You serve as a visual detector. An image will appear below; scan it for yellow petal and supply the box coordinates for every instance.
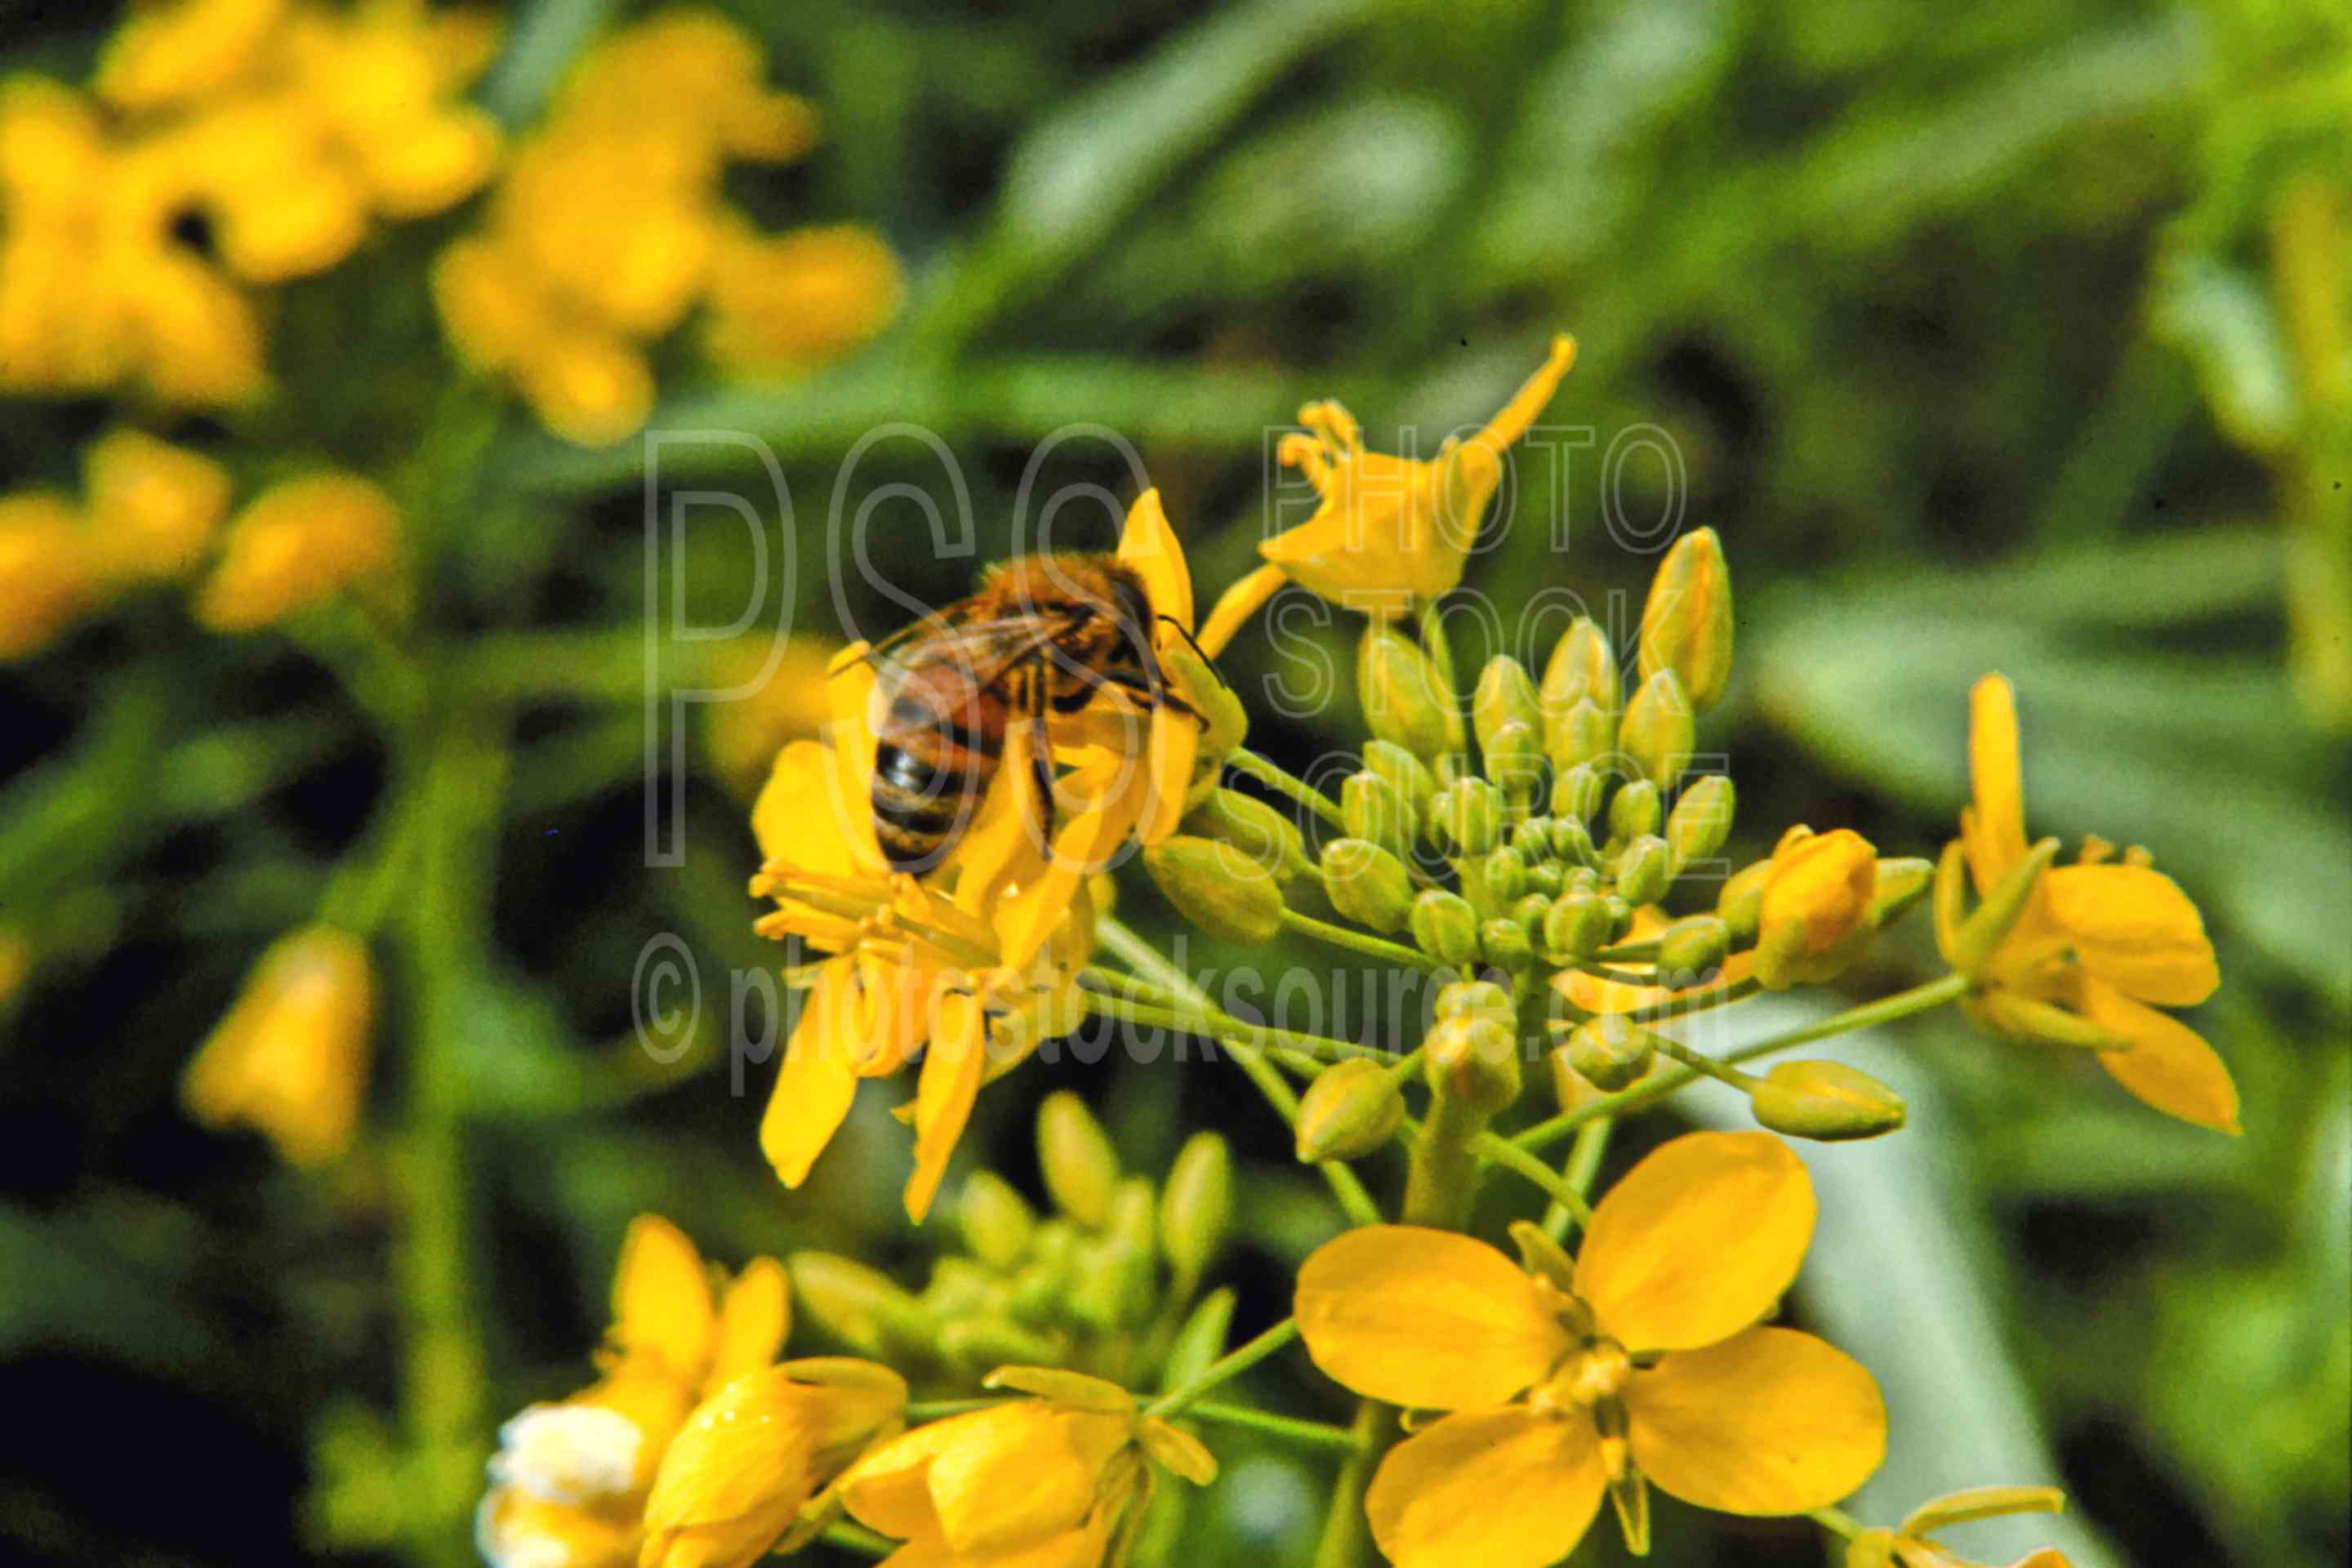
[641,1370,822,1568]
[1470,333,1579,453]
[1295,1227,1570,1410]
[709,1257,791,1390]
[1966,675,2027,894]
[2042,865,2218,1006]
[840,1416,975,1539]
[1116,487,1193,632]
[1896,1484,2065,1538]
[929,1406,1116,1554]
[1365,1406,1605,1568]
[613,1215,715,1383]
[753,741,866,875]
[1575,1132,1813,1353]
[1196,562,1285,659]
[1622,1326,1886,1514]
[992,782,1136,970]
[1141,702,1198,845]
[904,993,987,1223]
[760,960,865,1186]
[2078,978,2241,1134]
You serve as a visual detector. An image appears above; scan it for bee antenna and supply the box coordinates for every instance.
[1157,615,1228,692]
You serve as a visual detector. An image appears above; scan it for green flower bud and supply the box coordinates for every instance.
[1717,855,1775,943]
[1540,617,1621,724]
[1548,695,1615,774]
[1543,890,1614,964]
[1481,719,1546,804]
[1294,1058,1407,1162]
[1512,892,1555,932]
[1526,859,1566,898]
[1436,978,1517,1028]
[1614,834,1673,906]
[1435,777,1501,856]
[1748,1061,1906,1142]
[923,1256,1009,1320]
[1162,640,1246,758]
[938,1315,1066,1369]
[1656,913,1731,979]
[1868,857,1934,928]
[1037,1090,1120,1227]
[1619,669,1695,791]
[1359,626,1455,761]
[1666,775,1735,868]
[1160,1132,1232,1284]
[1607,779,1662,842]
[1637,527,1734,711]
[1473,656,1544,755]
[1566,1013,1656,1092]
[1410,889,1481,966]
[1483,844,1530,903]
[1480,918,1535,976]
[956,1171,1036,1269]
[1342,770,1414,861]
[787,1252,933,1357]
[1361,739,1438,822]
[1605,894,1636,940]
[1551,762,1604,823]
[1424,1013,1522,1113]
[1507,1219,1587,1303]
[1183,788,1313,882]
[1144,835,1285,942]
[1549,810,1600,870]
[1322,838,1416,933]
[1566,865,1601,895]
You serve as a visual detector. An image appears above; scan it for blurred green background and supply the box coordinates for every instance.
[1,1,2345,1566]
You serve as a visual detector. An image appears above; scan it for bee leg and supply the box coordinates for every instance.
[1023,669,1058,853]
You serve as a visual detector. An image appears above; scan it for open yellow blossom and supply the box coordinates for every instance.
[642,1359,908,1568]
[702,220,904,376]
[1944,675,2236,1133]
[0,494,103,661]
[197,471,400,631]
[83,428,231,579]
[838,1366,1215,1567]
[181,924,373,1165]
[1197,336,1576,652]
[96,0,289,112]
[479,1216,791,1568]
[1846,1484,2069,1568]
[1297,1132,1885,1568]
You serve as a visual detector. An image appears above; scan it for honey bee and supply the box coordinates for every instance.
[863,552,1195,873]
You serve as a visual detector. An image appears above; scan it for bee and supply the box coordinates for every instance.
[863,552,1194,874]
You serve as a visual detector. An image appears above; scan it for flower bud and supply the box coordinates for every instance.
[1619,670,1695,791]
[1666,774,1735,868]
[1614,835,1673,906]
[1424,1013,1522,1113]
[1481,719,1545,804]
[1565,1014,1656,1091]
[788,1253,933,1357]
[1526,860,1566,898]
[1483,844,1530,903]
[1144,835,1285,943]
[1183,789,1312,882]
[1434,777,1501,856]
[1480,918,1535,977]
[1294,1058,1407,1162]
[1753,828,1877,990]
[1548,809,1599,870]
[1548,695,1615,775]
[1410,889,1481,966]
[1322,838,1415,933]
[1037,1090,1121,1227]
[1551,762,1604,823]
[1868,857,1934,929]
[1512,892,1555,932]
[1749,1061,1907,1141]
[1342,771,1414,861]
[1655,913,1731,979]
[1160,639,1245,761]
[1473,656,1544,755]
[1607,779,1662,843]
[1637,527,1733,711]
[1716,855,1775,943]
[957,1172,1036,1268]
[1543,891,1615,964]
[1359,625,1455,760]
[942,1312,1071,1365]
[1604,895,1636,940]
[1160,1132,1232,1284]
[1361,738,1438,821]
[1540,617,1621,724]
[1069,1178,1159,1330]
[1436,979,1517,1027]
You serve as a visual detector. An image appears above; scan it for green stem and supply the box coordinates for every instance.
[1621,975,1762,1025]
[1810,1506,1864,1540]
[1228,748,1346,829]
[1312,1399,1388,1568]
[1184,1401,1368,1454]
[1279,909,1448,975]
[903,1398,1004,1420]
[819,1520,898,1558]
[1473,1132,1596,1228]
[1652,1034,1760,1090]
[1542,1117,1614,1241]
[1080,985,1392,1067]
[1143,1317,1300,1419]
[1401,1084,1489,1228]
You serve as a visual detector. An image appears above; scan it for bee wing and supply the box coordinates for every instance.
[872,615,1076,693]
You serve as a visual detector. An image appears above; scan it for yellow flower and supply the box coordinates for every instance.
[197,471,400,631]
[837,1367,1214,1566]
[1295,1132,1885,1568]
[705,631,847,795]
[1846,1485,2069,1568]
[1753,828,1878,990]
[83,428,231,579]
[702,220,903,376]
[479,1216,791,1568]
[1944,675,2236,1133]
[95,0,289,112]
[641,1359,908,1568]
[0,493,103,661]
[1196,336,1576,652]
[181,924,374,1165]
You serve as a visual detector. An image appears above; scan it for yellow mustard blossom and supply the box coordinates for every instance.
[706,631,846,796]
[0,493,104,661]
[641,1359,908,1568]
[702,220,903,376]
[1753,827,1878,990]
[837,1366,1215,1566]
[83,428,232,579]
[197,471,400,631]
[1197,336,1577,653]
[479,1216,791,1568]
[1847,1485,2069,1568]
[181,924,374,1165]
[1943,675,2237,1133]
[0,78,264,406]
[95,0,291,112]
[1296,1132,1885,1568]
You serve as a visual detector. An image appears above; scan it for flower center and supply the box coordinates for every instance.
[488,1403,644,1505]
[1527,1334,1631,1416]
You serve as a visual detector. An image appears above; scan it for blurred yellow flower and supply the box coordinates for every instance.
[83,427,232,579]
[1846,1484,2070,1568]
[479,1216,790,1568]
[96,0,291,112]
[1198,335,1576,652]
[641,1358,908,1568]
[1945,675,2237,1133]
[705,632,846,795]
[181,924,374,1165]
[837,1366,1214,1566]
[196,471,400,631]
[0,494,104,661]
[1296,1131,1885,1567]
[702,221,904,376]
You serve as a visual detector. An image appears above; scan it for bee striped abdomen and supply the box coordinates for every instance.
[871,689,1002,872]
